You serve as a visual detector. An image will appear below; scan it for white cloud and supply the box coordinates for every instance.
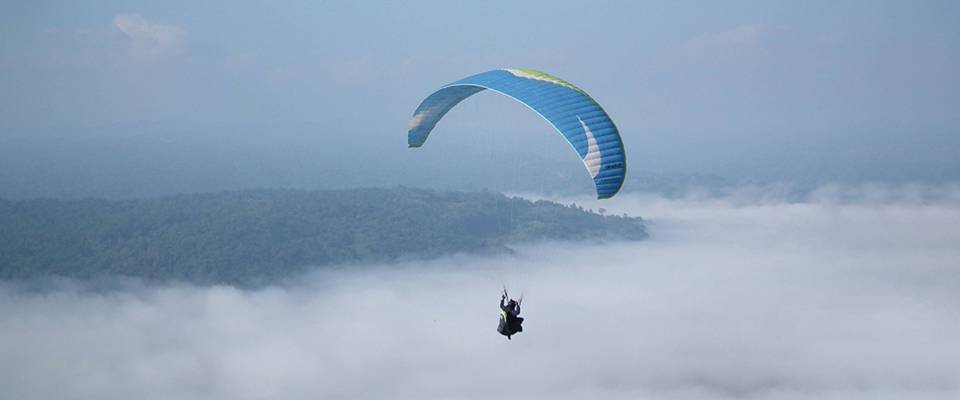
[113,14,187,60]
[1,186,959,399]
[680,23,784,64]
[688,24,770,50]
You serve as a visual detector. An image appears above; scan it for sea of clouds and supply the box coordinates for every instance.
[2,183,959,400]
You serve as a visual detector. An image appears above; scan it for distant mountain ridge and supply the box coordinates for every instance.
[0,188,646,286]
[0,126,730,200]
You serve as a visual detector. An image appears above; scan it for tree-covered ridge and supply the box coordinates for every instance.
[0,188,645,286]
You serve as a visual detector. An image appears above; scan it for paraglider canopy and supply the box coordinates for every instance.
[408,68,626,199]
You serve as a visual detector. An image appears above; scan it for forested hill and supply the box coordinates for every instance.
[0,188,646,286]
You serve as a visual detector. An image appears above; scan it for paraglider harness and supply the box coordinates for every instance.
[498,288,524,340]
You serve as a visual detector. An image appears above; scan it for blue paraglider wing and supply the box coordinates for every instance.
[408,69,626,199]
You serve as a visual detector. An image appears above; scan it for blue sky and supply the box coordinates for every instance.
[2,1,958,182]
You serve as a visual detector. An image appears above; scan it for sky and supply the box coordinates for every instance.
[2,185,959,399]
[2,0,959,184]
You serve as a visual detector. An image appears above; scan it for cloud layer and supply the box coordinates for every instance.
[2,186,959,399]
